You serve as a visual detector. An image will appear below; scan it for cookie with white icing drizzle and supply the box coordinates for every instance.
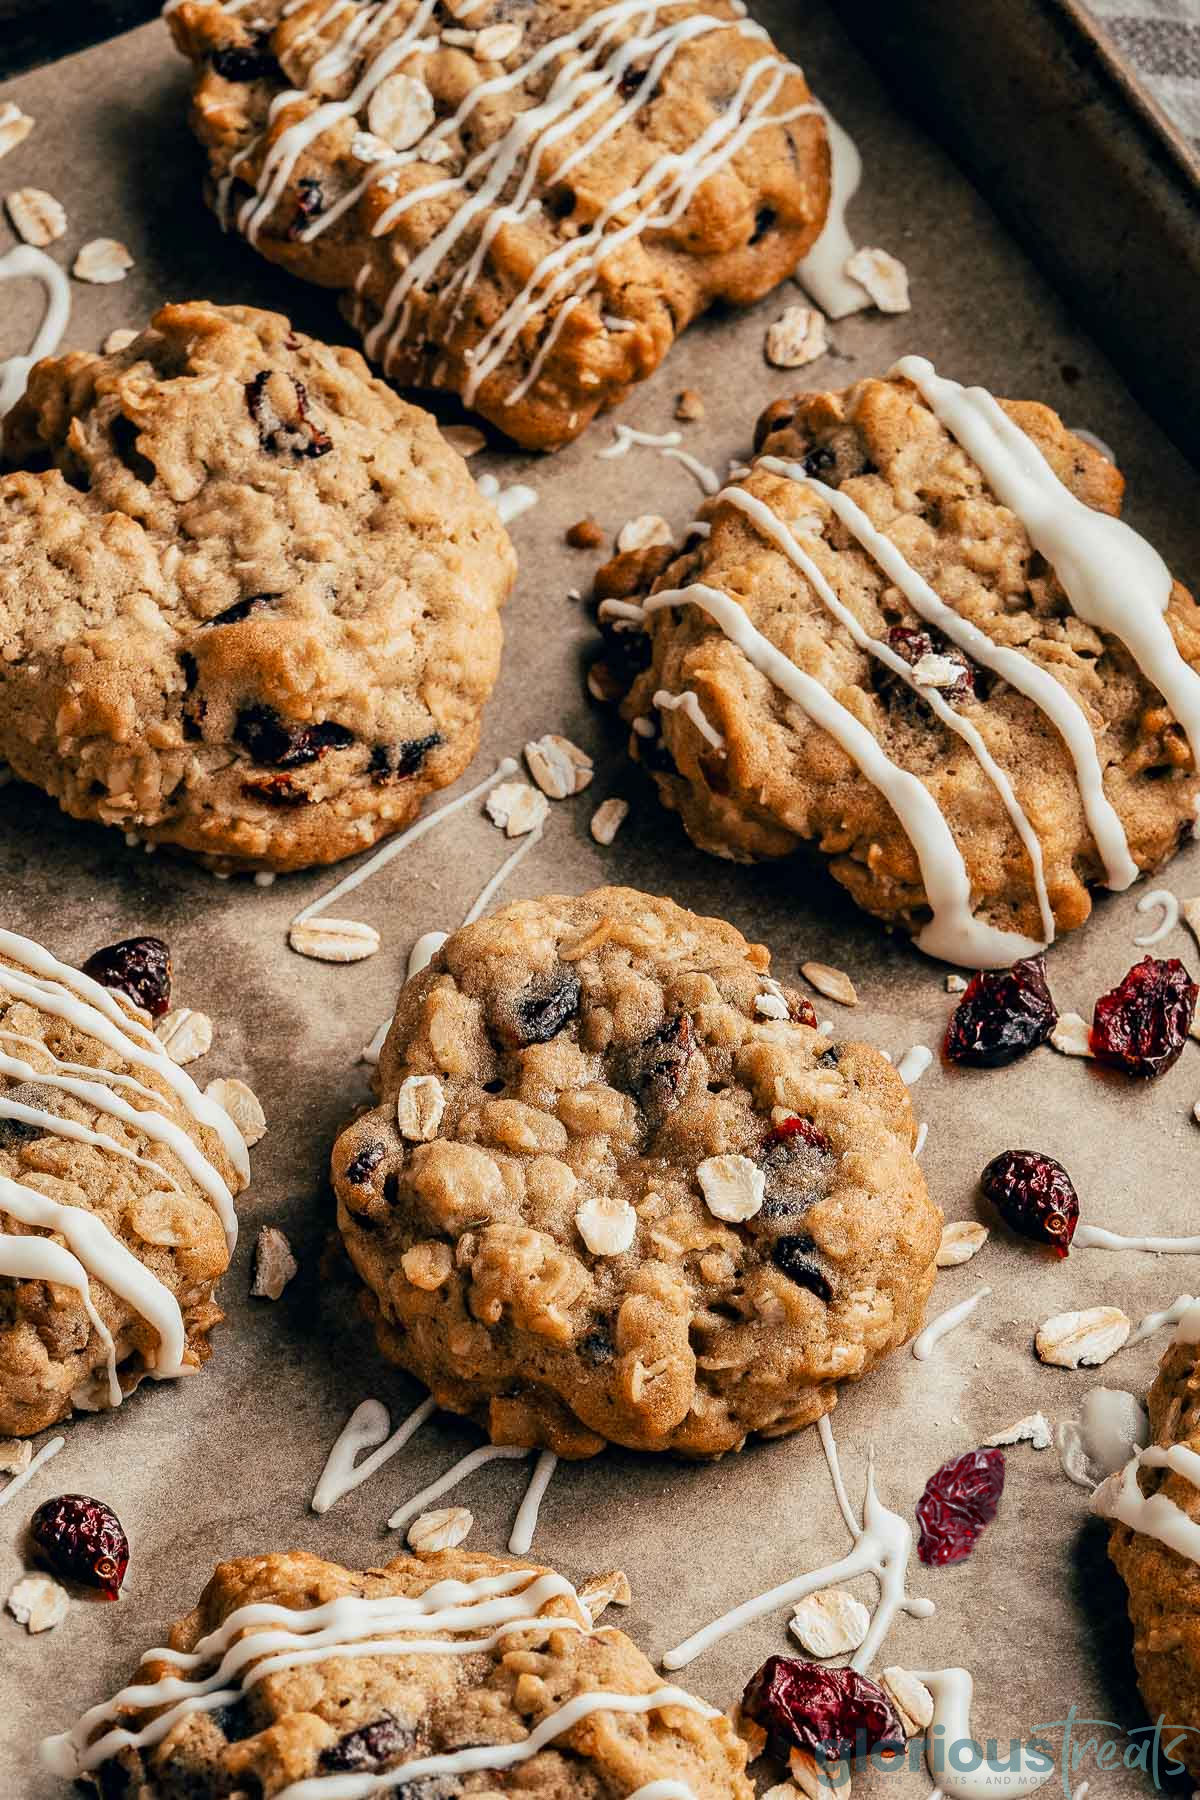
[597,364,1200,967]
[43,1545,751,1799]
[332,885,939,1459]
[165,0,831,451]
[0,300,514,873]
[0,929,249,1436]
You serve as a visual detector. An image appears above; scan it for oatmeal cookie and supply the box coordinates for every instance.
[1102,1316,1200,1774]
[332,886,939,1459]
[48,1545,752,1799]
[0,300,513,873]
[166,0,831,452]
[0,928,249,1438]
[596,363,1200,966]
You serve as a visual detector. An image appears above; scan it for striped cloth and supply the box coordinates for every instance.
[1085,0,1200,151]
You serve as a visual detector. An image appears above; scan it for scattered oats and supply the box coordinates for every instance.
[912,651,963,688]
[755,988,791,1021]
[1036,1305,1130,1369]
[675,387,705,422]
[566,515,605,549]
[844,246,910,313]
[367,73,435,150]
[590,797,628,845]
[6,187,66,247]
[407,1506,473,1552]
[444,423,486,455]
[475,21,523,58]
[485,780,549,837]
[617,513,673,554]
[984,1411,1052,1450]
[102,327,138,354]
[698,1152,765,1222]
[396,1073,446,1142]
[288,917,381,963]
[800,961,858,1006]
[205,1076,267,1146]
[577,1568,631,1620]
[790,1749,851,1800]
[441,27,477,46]
[350,130,393,164]
[73,238,134,284]
[575,1193,637,1255]
[251,1226,298,1300]
[762,1787,803,1800]
[789,1588,870,1658]
[0,1438,31,1476]
[1049,1011,1093,1058]
[7,1574,68,1634]
[881,1668,935,1736]
[154,1008,213,1065]
[0,105,34,160]
[525,733,593,799]
[765,304,827,368]
[946,973,968,992]
[936,1220,988,1267]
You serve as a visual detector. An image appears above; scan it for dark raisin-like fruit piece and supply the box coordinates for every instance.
[345,1142,386,1185]
[626,1012,694,1118]
[246,370,332,458]
[943,955,1057,1068]
[242,776,310,807]
[234,704,354,769]
[915,1447,1005,1565]
[370,733,443,783]
[82,937,172,1018]
[211,41,279,81]
[754,1118,834,1234]
[319,1714,413,1774]
[30,1494,129,1599]
[750,205,777,243]
[211,1698,255,1742]
[886,624,974,702]
[580,1324,614,1364]
[1090,956,1197,1079]
[742,1656,904,1763]
[288,175,324,239]
[980,1149,1078,1256]
[208,593,279,627]
[618,63,649,98]
[801,446,836,478]
[771,1236,832,1299]
[512,969,582,1046]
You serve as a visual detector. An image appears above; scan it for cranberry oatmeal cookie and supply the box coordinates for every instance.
[1097,1301,1200,1775]
[0,300,514,873]
[44,1545,752,1798]
[165,0,831,452]
[0,928,249,1438]
[332,886,939,1459]
[596,360,1200,967]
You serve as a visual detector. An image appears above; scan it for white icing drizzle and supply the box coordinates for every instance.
[508,1448,558,1555]
[794,109,869,319]
[1068,426,1116,464]
[894,356,1200,770]
[663,1424,932,1671]
[408,930,449,978]
[653,688,725,752]
[1055,1388,1148,1489]
[311,1395,438,1514]
[0,245,71,418]
[1077,1221,1200,1254]
[627,1786,697,1800]
[476,472,539,525]
[1092,1442,1200,1565]
[896,1043,933,1086]
[660,447,721,495]
[1126,1293,1199,1345]
[387,1442,529,1532]
[1133,887,1179,946]
[1177,1298,1200,1344]
[910,1669,1054,1800]
[461,817,545,927]
[0,1432,64,1510]
[912,1285,991,1361]
[292,759,518,926]
[914,1120,929,1158]
[599,426,683,458]
[643,585,1042,967]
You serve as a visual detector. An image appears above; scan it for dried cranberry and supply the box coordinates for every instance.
[943,956,1057,1067]
[513,969,582,1045]
[915,1447,1005,1565]
[345,1142,386,1185]
[246,370,332,458]
[211,42,279,81]
[771,1237,832,1299]
[1090,956,1197,1079]
[319,1714,413,1774]
[242,776,310,807]
[288,176,325,239]
[82,937,172,1018]
[742,1657,904,1763]
[626,1013,694,1118]
[618,63,650,98]
[767,1116,830,1154]
[801,446,836,478]
[369,733,443,783]
[887,624,975,701]
[980,1149,1078,1256]
[580,1324,614,1364]
[208,593,279,627]
[234,704,354,769]
[751,205,777,243]
[30,1494,129,1599]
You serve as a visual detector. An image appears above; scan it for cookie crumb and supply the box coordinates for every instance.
[251,1225,298,1300]
[577,1568,631,1619]
[844,246,910,314]
[765,304,828,368]
[800,961,859,1007]
[72,238,134,284]
[566,516,605,549]
[5,187,66,247]
[590,797,628,845]
[486,780,549,837]
[675,388,705,422]
[206,1076,267,1146]
[7,1573,68,1633]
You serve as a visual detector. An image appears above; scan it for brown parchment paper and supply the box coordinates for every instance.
[1,6,1199,1796]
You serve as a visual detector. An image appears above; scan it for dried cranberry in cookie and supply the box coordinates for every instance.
[332,886,939,1459]
[0,301,514,874]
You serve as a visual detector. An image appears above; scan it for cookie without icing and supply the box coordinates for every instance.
[597,370,1200,963]
[53,1546,753,1799]
[333,886,939,1459]
[166,0,831,451]
[0,300,514,873]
